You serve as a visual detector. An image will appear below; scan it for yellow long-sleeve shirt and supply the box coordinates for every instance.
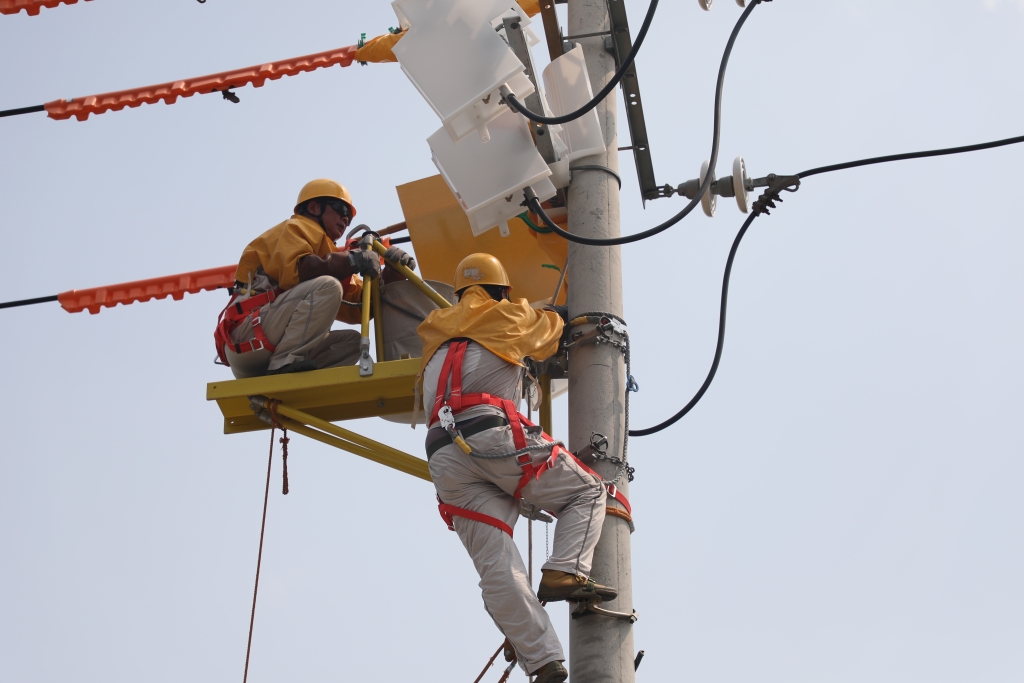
[235,214,363,325]
[417,285,563,370]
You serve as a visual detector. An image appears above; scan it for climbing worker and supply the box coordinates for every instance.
[215,178,416,378]
[418,253,614,683]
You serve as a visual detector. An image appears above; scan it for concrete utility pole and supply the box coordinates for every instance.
[565,0,634,680]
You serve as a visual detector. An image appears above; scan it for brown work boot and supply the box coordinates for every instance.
[537,570,617,602]
[531,660,568,683]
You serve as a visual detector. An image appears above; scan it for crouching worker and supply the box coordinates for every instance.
[215,179,416,378]
[417,253,614,683]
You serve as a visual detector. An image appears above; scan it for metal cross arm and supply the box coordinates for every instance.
[248,395,431,482]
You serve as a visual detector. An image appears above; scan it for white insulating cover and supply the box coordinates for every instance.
[541,45,606,161]
[392,0,536,143]
[429,109,556,236]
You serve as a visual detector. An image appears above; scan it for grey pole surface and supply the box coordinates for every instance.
[565,0,634,679]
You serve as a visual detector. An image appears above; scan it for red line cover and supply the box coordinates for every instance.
[0,0,90,16]
[58,265,236,314]
[45,44,358,121]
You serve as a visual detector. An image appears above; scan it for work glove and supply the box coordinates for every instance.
[347,249,381,280]
[543,304,569,323]
[384,245,416,271]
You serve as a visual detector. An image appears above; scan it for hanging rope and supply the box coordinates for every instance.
[242,424,276,683]
[267,400,290,495]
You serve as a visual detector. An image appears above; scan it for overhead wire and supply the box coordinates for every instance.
[523,0,767,246]
[630,133,1024,436]
[504,0,659,126]
[0,294,58,309]
[0,104,45,119]
[798,133,1024,179]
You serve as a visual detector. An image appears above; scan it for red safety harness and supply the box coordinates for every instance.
[431,340,630,538]
[214,287,282,367]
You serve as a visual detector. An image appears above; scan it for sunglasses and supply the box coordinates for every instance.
[324,199,352,218]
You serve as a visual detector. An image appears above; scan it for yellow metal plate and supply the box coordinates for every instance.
[396,175,566,305]
[207,358,421,434]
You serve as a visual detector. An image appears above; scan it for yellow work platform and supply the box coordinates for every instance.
[207,358,421,434]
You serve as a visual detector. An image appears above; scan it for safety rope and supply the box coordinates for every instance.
[461,440,568,461]
[267,400,290,495]
[280,432,290,495]
[242,423,276,683]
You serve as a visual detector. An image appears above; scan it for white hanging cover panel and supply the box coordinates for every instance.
[541,45,606,161]
[392,0,536,143]
[429,109,556,237]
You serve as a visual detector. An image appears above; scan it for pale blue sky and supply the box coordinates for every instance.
[1,1,1022,681]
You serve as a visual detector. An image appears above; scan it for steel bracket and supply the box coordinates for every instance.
[503,17,558,164]
[605,0,659,204]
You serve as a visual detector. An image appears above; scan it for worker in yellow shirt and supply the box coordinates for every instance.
[214,179,416,378]
[418,254,613,683]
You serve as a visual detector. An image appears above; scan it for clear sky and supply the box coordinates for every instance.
[1,1,1022,681]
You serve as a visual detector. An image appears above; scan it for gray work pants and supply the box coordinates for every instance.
[428,424,606,674]
[223,276,362,379]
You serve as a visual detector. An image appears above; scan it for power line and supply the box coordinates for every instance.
[0,294,58,309]
[524,0,765,246]
[0,104,45,119]
[504,0,660,126]
[628,211,759,436]
[630,134,1024,436]
[798,133,1024,179]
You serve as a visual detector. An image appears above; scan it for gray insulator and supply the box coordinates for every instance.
[714,175,736,198]
[676,178,701,199]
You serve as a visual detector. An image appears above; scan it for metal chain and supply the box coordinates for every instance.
[566,312,635,484]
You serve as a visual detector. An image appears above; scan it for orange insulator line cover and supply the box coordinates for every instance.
[58,264,236,314]
[0,0,89,16]
[44,44,358,121]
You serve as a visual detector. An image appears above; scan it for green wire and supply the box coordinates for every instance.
[517,211,552,234]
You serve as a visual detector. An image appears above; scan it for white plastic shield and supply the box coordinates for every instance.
[392,0,536,143]
[428,109,556,237]
[541,45,606,161]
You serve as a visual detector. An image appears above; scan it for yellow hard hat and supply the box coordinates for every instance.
[454,253,511,294]
[295,179,357,217]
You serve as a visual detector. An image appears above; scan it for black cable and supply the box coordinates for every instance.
[0,104,45,119]
[526,0,765,246]
[629,211,758,436]
[505,0,659,126]
[0,294,58,310]
[389,235,412,245]
[798,133,1024,178]
[630,132,1024,436]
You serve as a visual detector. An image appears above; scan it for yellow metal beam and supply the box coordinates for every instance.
[253,398,431,482]
[207,358,421,433]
